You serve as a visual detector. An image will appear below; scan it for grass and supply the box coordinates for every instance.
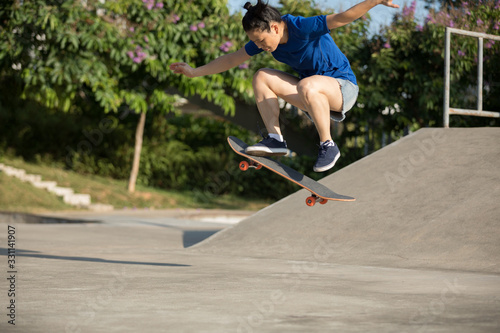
[0,156,272,213]
[0,172,70,212]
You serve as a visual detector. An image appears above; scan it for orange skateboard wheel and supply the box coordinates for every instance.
[306,196,316,207]
[239,161,249,171]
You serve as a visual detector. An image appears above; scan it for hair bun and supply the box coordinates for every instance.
[243,2,253,10]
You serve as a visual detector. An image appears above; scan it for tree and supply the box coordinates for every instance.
[359,0,500,136]
[2,0,496,198]
[423,0,467,10]
[0,0,254,192]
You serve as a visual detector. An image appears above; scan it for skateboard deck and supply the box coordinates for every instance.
[227,136,355,206]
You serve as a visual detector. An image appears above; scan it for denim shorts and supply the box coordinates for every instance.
[303,78,359,123]
[330,78,359,122]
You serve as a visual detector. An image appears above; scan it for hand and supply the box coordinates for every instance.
[379,0,400,9]
[169,62,196,78]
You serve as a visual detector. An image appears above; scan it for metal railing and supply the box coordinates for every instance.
[443,27,500,128]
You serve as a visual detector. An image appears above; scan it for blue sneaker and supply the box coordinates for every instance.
[245,136,288,156]
[313,140,340,172]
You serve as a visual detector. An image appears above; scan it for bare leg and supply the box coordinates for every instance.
[252,68,304,136]
[252,69,343,142]
[297,75,343,143]
[251,70,345,172]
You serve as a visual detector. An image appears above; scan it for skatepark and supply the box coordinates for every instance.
[1,127,499,332]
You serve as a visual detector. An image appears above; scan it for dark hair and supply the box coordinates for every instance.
[242,0,282,32]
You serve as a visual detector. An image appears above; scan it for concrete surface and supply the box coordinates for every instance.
[0,128,499,333]
[196,128,500,274]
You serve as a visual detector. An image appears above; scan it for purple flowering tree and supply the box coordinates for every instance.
[0,0,254,192]
[116,0,256,191]
[2,0,497,192]
[360,0,500,136]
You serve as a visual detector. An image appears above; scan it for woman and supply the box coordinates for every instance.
[170,0,399,172]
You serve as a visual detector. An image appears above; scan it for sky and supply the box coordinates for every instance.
[227,0,436,35]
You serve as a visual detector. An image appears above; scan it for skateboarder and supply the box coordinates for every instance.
[170,0,399,172]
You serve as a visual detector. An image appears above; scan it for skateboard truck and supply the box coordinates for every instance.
[240,159,328,207]
[305,195,328,207]
[228,136,355,206]
[239,160,263,171]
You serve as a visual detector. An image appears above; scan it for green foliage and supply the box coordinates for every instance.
[0,88,321,200]
[0,0,254,115]
[59,110,319,200]
[271,0,499,160]
[136,114,322,200]
[361,0,500,130]
[1,0,499,204]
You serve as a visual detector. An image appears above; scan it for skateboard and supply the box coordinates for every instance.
[227,136,355,206]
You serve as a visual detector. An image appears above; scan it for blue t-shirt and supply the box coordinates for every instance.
[245,14,357,85]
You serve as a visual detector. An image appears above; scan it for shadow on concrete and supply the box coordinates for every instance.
[124,220,223,248]
[0,248,190,267]
[183,230,220,248]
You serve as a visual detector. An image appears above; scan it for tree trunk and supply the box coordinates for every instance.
[128,111,146,193]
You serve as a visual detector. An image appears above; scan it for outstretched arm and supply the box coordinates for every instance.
[326,0,399,30]
[170,47,251,78]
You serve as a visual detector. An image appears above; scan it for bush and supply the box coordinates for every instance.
[0,99,319,201]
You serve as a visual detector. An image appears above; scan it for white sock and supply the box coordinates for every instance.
[320,140,334,146]
[269,133,284,142]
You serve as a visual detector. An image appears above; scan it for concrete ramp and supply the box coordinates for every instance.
[195,128,500,274]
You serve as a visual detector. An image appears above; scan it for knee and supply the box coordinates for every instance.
[297,78,320,102]
[252,68,274,87]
